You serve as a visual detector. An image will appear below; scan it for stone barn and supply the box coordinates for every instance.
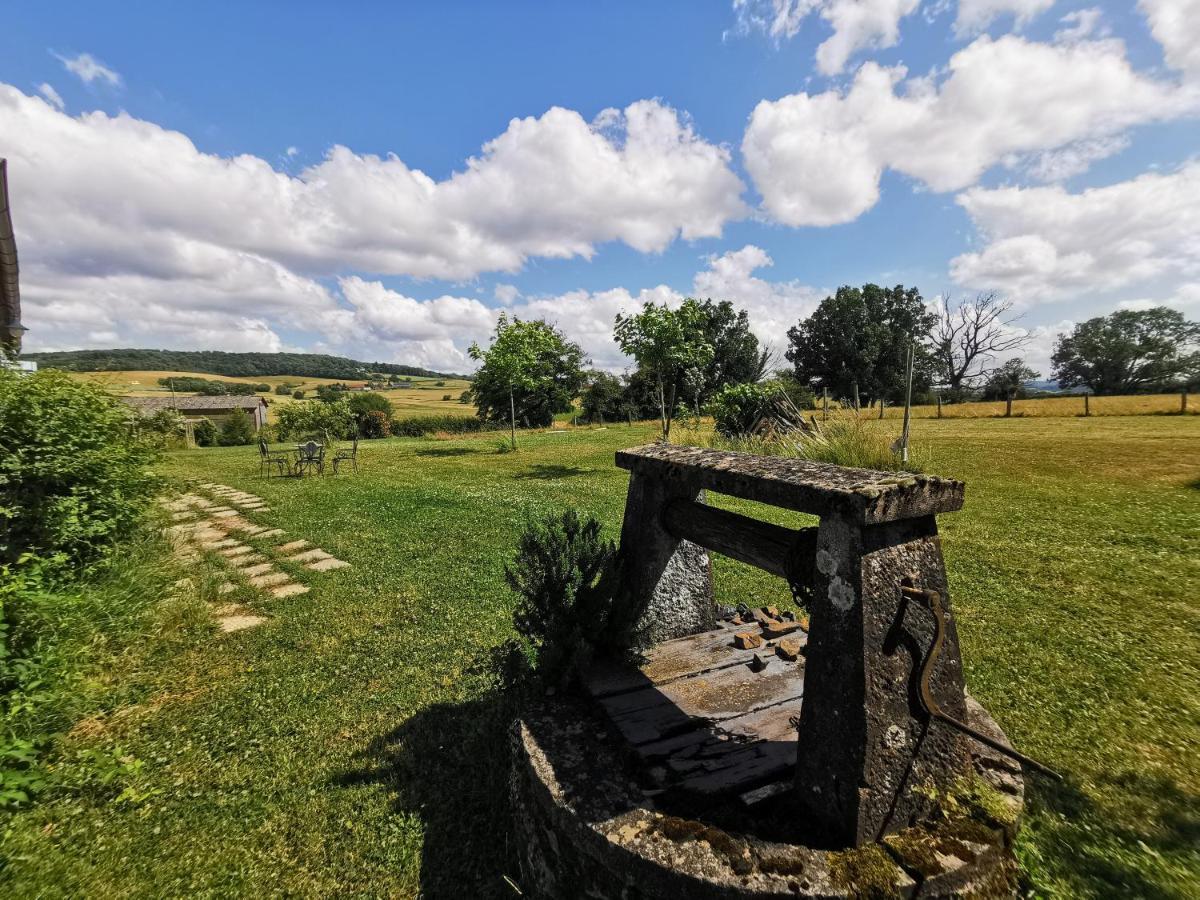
[122,395,269,432]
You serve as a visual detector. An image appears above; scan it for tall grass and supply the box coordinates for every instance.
[706,416,926,472]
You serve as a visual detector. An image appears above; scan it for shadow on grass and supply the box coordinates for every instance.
[414,447,478,458]
[334,687,519,899]
[512,464,595,480]
[1024,767,1199,897]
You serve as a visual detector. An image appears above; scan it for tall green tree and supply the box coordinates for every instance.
[614,300,714,440]
[579,371,625,424]
[1051,307,1200,395]
[469,315,586,449]
[785,284,936,406]
[983,359,1040,417]
[694,299,770,401]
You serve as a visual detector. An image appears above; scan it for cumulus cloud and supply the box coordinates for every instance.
[54,52,121,87]
[36,83,64,110]
[0,83,748,361]
[743,34,1197,225]
[954,0,1055,37]
[728,0,920,75]
[1140,0,1200,78]
[950,162,1200,303]
[1054,7,1109,44]
[1021,134,1131,182]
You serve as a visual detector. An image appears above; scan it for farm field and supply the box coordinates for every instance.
[70,369,476,419]
[1,417,1197,898]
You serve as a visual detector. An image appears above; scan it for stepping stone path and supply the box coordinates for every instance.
[160,483,353,634]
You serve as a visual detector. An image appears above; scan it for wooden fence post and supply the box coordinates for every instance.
[1084,393,1090,417]
[852,382,860,412]
[1182,390,1189,414]
[936,393,943,419]
[823,387,829,421]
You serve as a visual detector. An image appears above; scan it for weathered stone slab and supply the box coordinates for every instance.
[307,557,349,572]
[269,583,310,599]
[616,444,964,525]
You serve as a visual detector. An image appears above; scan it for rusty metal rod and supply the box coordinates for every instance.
[900,585,1063,781]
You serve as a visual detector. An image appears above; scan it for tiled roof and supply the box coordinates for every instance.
[122,396,267,412]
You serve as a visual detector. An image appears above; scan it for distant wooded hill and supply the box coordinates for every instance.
[23,349,466,380]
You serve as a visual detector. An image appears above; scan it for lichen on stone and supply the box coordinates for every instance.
[827,844,906,899]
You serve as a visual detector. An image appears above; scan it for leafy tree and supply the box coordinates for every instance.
[217,410,256,446]
[930,293,1027,400]
[1051,307,1200,394]
[359,410,391,439]
[192,417,218,447]
[292,389,305,400]
[614,299,714,440]
[347,392,394,431]
[0,369,158,566]
[694,299,770,402]
[707,382,774,437]
[983,359,1040,417]
[274,383,295,396]
[276,399,355,443]
[315,383,348,403]
[469,315,587,449]
[785,284,936,407]
[580,371,625,424]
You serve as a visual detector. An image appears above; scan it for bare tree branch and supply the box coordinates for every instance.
[930,292,1028,397]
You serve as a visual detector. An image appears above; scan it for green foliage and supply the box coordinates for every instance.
[192,417,218,447]
[157,376,261,396]
[360,410,391,439]
[315,383,349,403]
[274,383,296,396]
[390,415,498,437]
[707,382,775,437]
[347,392,394,429]
[786,284,936,405]
[1052,307,1200,394]
[27,349,461,380]
[614,298,714,439]
[292,389,305,400]
[138,408,187,448]
[0,368,159,567]
[711,417,923,472]
[693,298,770,402]
[505,511,617,685]
[469,314,587,445]
[982,359,1040,402]
[216,410,256,446]
[276,399,355,442]
[763,371,816,411]
[580,371,626,423]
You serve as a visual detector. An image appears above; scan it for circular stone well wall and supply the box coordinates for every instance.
[510,697,1025,899]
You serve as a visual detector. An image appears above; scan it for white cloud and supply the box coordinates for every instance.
[728,0,920,75]
[0,83,749,361]
[36,83,64,110]
[1021,134,1130,182]
[950,162,1200,303]
[55,52,121,87]
[1140,0,1200,78]
[742,34,1197,225]
[1054,7,1108,43]
[954,0,1055,37]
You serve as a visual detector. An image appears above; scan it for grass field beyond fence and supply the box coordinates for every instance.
[1,416,1196,898]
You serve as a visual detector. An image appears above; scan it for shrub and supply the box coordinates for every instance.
[458,390,472,404]
[708,382,774,437]
[391,415,499,437]
[442,394,452,401]
[347,392,393,430]
[292,389,305,400]
[254,383,270,393]
[435,380,446,387]
[0,368,159,567]
[139,408,187,449]
[360,410,391,439]
[708,416,924,473]
[217,410,255,446]
[274,384,293,396]
[192,417,218,447]
[505,511,617,685]
[276,398,354,442]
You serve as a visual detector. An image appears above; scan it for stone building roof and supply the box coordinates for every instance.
[122,396,268,413]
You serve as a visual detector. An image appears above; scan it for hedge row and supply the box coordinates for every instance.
[390,415,501,437]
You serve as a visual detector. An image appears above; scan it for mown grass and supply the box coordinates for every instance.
[1,417,1196,897]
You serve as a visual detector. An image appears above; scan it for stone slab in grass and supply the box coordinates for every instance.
[278,539,309,552]
[249,572,291,588]
[256,528,285,538]
[218,613,265,633]
[239,525,267,535]
[201,538,238,550]
[211,510,240,519]
[269,583,310,599]
[219,545,252,557]
[218,582,237,595]
[287,548,331,564]
[192,529,225,543]
[230,554,267,568]
[170,511,197,521]
[242,562,275,577]
[307,557,350,572]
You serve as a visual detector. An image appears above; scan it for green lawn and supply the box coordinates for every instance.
[2,417,1197,898]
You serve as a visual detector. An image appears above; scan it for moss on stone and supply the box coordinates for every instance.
[827,844,906,899]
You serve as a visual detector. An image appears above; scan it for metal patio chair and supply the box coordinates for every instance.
[332,436,359,474]
[294,440,325,477]
[259,438,290,478]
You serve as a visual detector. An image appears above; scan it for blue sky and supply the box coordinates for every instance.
[1,1,1197,373]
